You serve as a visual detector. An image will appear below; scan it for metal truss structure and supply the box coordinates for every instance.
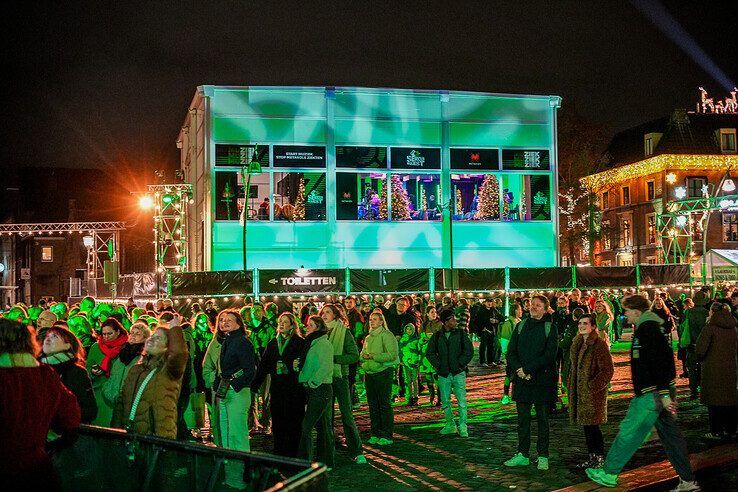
[657,194,738,264]
[0,221,127,280]
[148,184,193,273]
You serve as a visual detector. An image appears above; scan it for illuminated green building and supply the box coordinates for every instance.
[178,86,561,272]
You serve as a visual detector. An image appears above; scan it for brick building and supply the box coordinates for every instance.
[581,109,738,266]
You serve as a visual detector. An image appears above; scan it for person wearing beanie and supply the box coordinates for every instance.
[426,308,473,437]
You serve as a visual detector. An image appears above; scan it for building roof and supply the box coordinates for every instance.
[582,110,738,191]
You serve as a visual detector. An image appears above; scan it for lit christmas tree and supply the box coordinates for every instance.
[421,187,427,210]
[379,182,388,220]
[294,177,306,220]
[391,174,411,220]
[456,187,463,215]
[474,174,500,220]
[221,181,234,220]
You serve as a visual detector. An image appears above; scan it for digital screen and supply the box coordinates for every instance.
[272,145,326,168]
[450,148,499,171]
[336,146,387,168]
[214,144,269,167]
[390,147,441,170]
[501,149,550,171]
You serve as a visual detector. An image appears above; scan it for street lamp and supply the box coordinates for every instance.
[242,145,262,273]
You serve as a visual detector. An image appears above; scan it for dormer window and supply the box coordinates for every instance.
[644,132,662,157]
[720,128,737,153]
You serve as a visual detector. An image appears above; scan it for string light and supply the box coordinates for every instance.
[581,154,738,192]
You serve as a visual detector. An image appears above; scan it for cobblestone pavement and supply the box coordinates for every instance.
[250,344,737,491]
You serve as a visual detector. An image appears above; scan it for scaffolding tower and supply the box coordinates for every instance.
[148,184,193,273]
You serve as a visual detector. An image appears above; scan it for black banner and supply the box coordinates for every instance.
[434,268,505,291]
[215,144,270,167]
[390,147,441,170]
[576,266,637,288]
[259,269,346,294]
[529,175,552,221]
[336,146,387,168]
[272,145,326,168]
[169,271,253,297]
[638,264,691,286]
[502,149,550,171]
[349,269,430,293]
[509,267,572,290]
[450,148,499,171]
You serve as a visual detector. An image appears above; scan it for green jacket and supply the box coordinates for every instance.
[360,326,399,374]
[202,335,222,390]
[86,342,113,426]
[299,335,334,388]
[399,333,421,368]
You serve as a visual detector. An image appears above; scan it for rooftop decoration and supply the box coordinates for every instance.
[693,86,738,114]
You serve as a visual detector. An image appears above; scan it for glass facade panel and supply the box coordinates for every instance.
[388,173,441,221]
[336,172,387,220]
[273,172,326,221]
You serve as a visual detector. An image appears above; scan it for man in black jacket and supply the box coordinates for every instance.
[475,297,502,366]
[504,295,558,471]
[426,309,473,438]
[586,294,698,491]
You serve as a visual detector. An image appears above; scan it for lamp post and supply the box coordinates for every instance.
[242,146,262,274]
[438,197,456,293]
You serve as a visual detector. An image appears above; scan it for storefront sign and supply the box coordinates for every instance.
[215,144,270,167]
[390,147,441,170]
[259,268,346,293]
[272,145,326,168]
[450,148,499,171]
[501,149,550,171]
[529,175,551,220]
[713,266,738,281]
[336,146,387,168]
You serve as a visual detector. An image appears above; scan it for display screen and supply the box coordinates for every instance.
[336,146,387,168]
[272,145,326,168]
[501,149,550,171]
[390,147,441,170]
[529,175,551,220]
[214,144,269,167]
[450,148,499,171]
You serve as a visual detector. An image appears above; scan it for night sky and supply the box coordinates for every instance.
[3,1,737,183]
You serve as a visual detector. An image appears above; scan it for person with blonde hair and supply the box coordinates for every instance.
[361,310,399,445]
[593,300,614,345]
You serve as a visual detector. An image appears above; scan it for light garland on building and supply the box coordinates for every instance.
[580,154,738,192]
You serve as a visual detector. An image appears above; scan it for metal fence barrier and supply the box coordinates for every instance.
[52,425,328,492]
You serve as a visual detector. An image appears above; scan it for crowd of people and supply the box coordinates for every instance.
[2,285,736,491]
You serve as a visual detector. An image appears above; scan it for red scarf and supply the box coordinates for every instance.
[98,333,129,376]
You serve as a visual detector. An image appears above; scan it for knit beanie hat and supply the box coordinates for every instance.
[439,309,455,324]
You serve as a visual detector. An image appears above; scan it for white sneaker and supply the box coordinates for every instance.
[504,453,530,467]
[537,457,549,470]
[459,424,469,438]
[440,423,458,435]
[670,479,700,492]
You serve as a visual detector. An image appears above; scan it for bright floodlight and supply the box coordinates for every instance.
[139,195,154,209]
[82,235,94,248]
[676,215,688,227]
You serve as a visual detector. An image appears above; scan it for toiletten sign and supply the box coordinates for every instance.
[259,269,346,293]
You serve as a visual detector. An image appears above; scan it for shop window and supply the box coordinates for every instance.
[723,212,738,242]
[386,173,441,221]
[336,172,387,220]
[273,172,326,221]
[618,256,633,267]
[618,216,631,248]
[687,177,707,198]
[481,174,551,222]
[720,129,737,153]
[451,174,499,221]
[214,171,268,221]
[41,246,53,262]
[646,213,656,244]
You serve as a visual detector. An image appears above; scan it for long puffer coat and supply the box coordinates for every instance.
[111,326,187,439]
[695,308,738,407]
[567,332,614,426]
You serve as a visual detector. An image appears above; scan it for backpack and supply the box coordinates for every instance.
[516,317,552,339]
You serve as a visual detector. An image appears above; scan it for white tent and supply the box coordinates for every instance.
[691,249,738,282]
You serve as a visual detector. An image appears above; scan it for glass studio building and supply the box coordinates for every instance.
[178,86,561,272]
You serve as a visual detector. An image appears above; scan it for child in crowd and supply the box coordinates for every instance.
[399,323,421,406]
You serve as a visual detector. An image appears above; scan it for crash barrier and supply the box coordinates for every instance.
[52,425,329,492]
[168,264,692,298]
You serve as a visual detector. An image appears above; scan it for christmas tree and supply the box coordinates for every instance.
[380,174,411,220]
[222,181,234,220]
[456,187,463,215]
[421,187,427,210]
[294,177,306,220]
[379,182,388,220]
[474,174,500,220]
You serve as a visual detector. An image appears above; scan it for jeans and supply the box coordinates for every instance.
[365,368,395,439]
[603,392,694,481]
[299,384,335,467]
[708,405,738,436]
[516,402,550,458]
[403,366,419,398]
[217,387,251,488]
[583,424,605,456]
[479,330,500,364]
[438,372,468,427]
[332,376,363,456]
